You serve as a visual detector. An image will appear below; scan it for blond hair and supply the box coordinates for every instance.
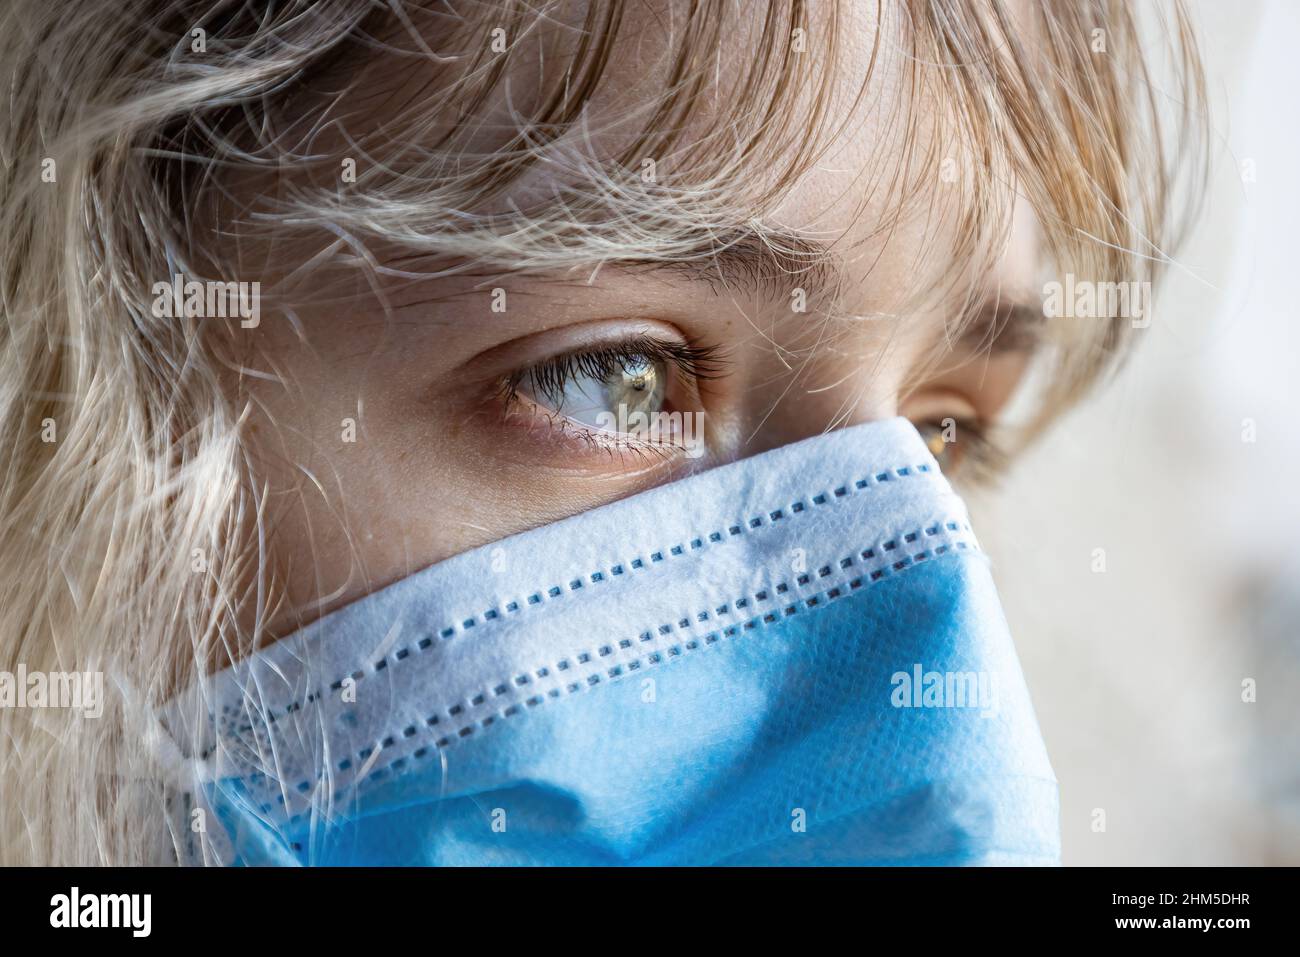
[0,0,1205,864]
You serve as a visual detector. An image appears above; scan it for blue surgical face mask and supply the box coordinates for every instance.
[158,417,1060,866]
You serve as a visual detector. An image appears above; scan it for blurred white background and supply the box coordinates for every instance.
[975,0,1299,865]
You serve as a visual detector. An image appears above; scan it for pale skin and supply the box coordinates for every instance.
[222,3,1042,644]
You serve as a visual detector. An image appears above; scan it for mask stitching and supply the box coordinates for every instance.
[247,521,977,821]
[209,461,941,752]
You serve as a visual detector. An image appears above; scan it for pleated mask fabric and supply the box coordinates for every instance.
[158,417,1060,866]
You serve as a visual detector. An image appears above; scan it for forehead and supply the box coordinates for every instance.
[348,1,1024,300]
[256,1,1036,334]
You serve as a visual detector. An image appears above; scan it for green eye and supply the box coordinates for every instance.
[519,353,668,433]
[502,334,724,449]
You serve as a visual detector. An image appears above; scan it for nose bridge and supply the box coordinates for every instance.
[733,323,912,457]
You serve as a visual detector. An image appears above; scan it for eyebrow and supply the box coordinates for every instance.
[623,228,1044,356]
[954,299,1046,355]
[643,231,842,301]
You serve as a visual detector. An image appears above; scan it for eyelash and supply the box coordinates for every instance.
[497,335,726,459]
[917,417,1007,482]
[500,334,726,414]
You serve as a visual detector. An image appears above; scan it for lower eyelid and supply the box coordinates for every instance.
[498,395,694,469]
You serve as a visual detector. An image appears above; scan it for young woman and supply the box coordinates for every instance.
[0,0,1205,865]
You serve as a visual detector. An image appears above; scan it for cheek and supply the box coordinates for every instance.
[243,376,695,638]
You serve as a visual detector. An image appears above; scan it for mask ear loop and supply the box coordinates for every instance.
[132,662,299,867]
[174,611,456,866]
[337,613,452,848]
[115,670,230,865]
[149,661,324,868]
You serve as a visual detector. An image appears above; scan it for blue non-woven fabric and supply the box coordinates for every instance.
[160,417,1060,866]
